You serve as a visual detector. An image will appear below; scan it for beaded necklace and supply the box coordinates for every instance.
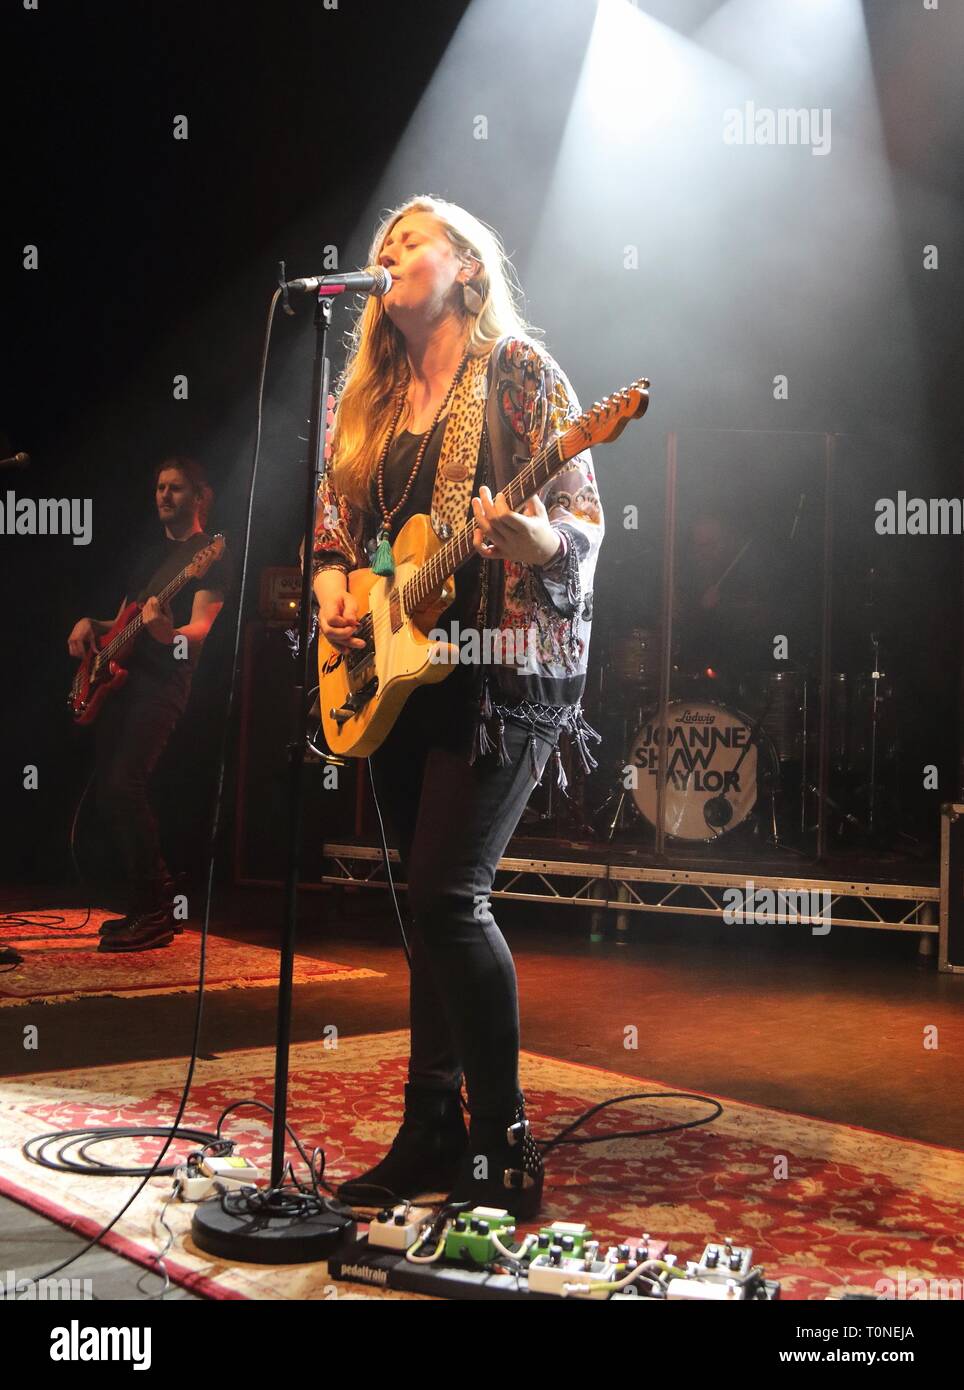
[370,346,471,579]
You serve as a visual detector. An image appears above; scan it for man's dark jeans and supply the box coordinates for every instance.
[368,676,558,1120]
[94,667,190,912]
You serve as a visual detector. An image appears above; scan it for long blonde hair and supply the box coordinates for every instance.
[329,195,534,507]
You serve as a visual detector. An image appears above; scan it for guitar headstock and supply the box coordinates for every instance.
[559,379,650,460]
[186,534,226,578]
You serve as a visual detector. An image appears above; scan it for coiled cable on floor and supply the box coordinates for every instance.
[22,1126,222,1177]
[538,1091,724,1155]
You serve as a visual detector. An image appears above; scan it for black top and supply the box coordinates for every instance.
[372,420,483,631]
[124,531,232,678]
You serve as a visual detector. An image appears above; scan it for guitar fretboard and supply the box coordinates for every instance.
[400,436,565,613]
[95,545,218,671]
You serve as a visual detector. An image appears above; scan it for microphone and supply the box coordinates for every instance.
[284,266,393,298]
[0,451,30,470]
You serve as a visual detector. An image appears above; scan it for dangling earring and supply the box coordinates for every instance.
[462,279,484,314]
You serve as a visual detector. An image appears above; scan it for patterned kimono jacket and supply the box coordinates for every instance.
[312,335,605,785]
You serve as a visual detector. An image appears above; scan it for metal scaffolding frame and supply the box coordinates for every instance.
[314,842,939,935]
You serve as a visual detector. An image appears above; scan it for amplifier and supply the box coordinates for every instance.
[939,803,964,973]
[258,566,302,623]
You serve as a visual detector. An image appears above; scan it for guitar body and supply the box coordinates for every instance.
[314,377,650,758]
[70,601,139,725]
[318,514,460,757]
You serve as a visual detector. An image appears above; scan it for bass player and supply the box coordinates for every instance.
[66,457,230,952]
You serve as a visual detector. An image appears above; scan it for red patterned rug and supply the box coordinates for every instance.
[0,909,382,1006]
[1,1032,961,1300]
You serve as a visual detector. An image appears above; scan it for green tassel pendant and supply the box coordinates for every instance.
[371,527,395,580]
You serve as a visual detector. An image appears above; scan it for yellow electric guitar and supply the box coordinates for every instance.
[317,378,650,757]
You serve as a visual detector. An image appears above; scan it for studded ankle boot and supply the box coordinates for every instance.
[336,1083,469,1208]
[444,1093,545,1222]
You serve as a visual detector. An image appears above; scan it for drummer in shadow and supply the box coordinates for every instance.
[675,511,776,693]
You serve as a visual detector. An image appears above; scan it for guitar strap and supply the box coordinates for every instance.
[425,338,523,633]
[133,533,208,605]
[427,350,492,539]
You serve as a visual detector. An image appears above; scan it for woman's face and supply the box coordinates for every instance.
[377,211,475,327]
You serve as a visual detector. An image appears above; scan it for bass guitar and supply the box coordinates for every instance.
[318,380,650,757]
[68,534,226,725]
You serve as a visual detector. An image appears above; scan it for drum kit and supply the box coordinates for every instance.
[588,625,900,849]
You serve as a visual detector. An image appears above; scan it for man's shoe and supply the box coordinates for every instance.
[443,1094,545,1221]
[336,1083,469,1207]
[98,913,131,938]
[97,908,175,953]
[100,873,186,938]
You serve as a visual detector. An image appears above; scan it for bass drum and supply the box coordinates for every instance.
[628,699,762,842]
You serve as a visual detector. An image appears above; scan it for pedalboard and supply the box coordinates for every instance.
[327,1207,780,1302]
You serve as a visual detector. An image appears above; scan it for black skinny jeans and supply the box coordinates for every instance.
[368,676,558,1121]
[94,667,190,911]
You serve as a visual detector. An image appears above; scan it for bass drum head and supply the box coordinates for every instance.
[629,700,759,841]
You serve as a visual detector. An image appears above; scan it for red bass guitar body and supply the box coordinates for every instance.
[69,601,141,725]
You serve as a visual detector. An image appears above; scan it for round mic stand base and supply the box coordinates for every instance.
[191,1187,355,1265]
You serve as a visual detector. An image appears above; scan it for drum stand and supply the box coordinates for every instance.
[590,702,651,841]
[522,739,598,840]
[864,631,885,839]
[703,697,798,851]
[595,779,632,842]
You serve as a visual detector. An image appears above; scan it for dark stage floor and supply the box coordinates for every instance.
[2,882,962,1292]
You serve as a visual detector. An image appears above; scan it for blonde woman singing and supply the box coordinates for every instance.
[313,196,604,1218]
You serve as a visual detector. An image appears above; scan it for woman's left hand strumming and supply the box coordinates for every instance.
[471,486,562,567]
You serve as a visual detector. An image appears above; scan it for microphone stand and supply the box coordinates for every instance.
[192,280,356,1262]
